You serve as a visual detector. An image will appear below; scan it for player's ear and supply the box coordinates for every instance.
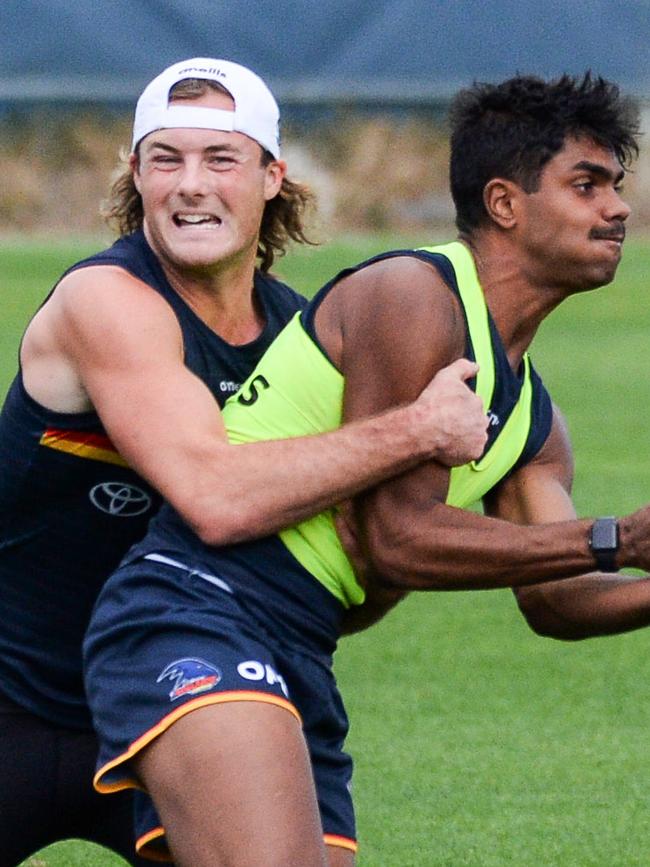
[263,159,286,201]
[129,152,142,194]
[483,178,519,229]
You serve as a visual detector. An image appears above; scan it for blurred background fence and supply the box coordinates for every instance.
[2,0,649,238]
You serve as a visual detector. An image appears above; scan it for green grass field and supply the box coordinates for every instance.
[4,235,650,866]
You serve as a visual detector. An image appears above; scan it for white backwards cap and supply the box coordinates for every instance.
[131,57,281,157]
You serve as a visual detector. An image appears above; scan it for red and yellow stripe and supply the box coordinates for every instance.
[39,428,128,467]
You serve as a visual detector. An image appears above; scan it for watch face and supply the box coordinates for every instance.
[590,518,619,572]
[591,517,618,551]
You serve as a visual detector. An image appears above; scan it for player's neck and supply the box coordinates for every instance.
[463,232,565,371]
[163,257,265,345]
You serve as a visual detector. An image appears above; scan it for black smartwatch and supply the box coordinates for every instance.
[589,516,619,572]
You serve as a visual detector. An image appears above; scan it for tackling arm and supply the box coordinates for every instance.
[20,265,487,546]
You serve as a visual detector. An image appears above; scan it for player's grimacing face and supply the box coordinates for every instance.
[132,90,285,273]
[515,136,630,291]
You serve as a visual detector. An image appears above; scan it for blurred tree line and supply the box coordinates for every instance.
[1,105,649,239]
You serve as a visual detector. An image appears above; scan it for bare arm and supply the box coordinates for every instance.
[20,265,487,546]
[486,408,650,640]
[329,257,650,590]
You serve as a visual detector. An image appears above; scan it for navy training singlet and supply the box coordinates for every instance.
[0,230,306,728]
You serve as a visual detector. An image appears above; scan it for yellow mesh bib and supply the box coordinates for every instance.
[223,244,535,606]
[418,243,533,508]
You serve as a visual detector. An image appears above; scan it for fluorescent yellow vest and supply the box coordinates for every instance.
[223,242,534,607]
[418,243,533,508]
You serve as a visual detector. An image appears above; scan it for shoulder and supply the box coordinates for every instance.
[55,263,171,316]
[333,254,460,316]
[29,263,181,363]
[310,251,467,384]
[333,252,465,346]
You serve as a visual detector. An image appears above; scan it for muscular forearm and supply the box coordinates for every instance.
[181,357,488,546]
[185,400,478,546]
[515,573,650,640]
[364,502,650,592]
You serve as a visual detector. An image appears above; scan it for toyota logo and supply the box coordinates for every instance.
[89,482,153,517]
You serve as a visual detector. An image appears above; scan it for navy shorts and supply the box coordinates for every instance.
[83,547,356,861]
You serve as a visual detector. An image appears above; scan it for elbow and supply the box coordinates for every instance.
[514,587,589,642]
[362,506,462,591]
[179,500,256,548]
[192,520,234,548]
[363,521,419,591]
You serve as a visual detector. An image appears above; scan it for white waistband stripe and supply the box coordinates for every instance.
[144,553,233,594]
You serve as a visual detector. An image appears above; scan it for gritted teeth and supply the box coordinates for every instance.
[173,213,221,226]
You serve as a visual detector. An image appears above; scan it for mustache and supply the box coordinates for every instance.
[590,223,626,241]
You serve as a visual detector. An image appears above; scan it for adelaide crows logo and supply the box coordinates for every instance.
[157,657,222,701]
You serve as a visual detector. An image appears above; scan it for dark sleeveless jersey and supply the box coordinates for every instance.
[0,230,305,729]
[124,244,553,609]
